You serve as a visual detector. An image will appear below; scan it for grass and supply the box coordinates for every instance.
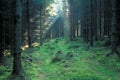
[0,38,120,80]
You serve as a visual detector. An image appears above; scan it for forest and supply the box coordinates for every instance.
[0,0,120,80]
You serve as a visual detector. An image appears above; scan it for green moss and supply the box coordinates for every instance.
[0,65,11,80]
[22,38,120,80]
[1,38,120,80]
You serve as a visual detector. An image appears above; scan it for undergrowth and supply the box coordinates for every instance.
[0,38,120,80]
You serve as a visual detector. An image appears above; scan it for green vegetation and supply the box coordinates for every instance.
[0,38,120,80]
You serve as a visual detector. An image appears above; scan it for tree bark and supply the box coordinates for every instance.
[26,0,32,48]
[90,0,93,46]
[12,0,22,75]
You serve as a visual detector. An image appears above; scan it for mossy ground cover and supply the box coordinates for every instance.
[0,38,120,80]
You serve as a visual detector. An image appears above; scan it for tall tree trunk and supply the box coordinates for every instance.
[101,0,104,38]
[40,11,43,45]
[63,0,70,39]
[40,0,46,45]
[90,0,93,46]
[26,0,32,48]
[107,0,120,57]
[97,0,100,39]
[93,0,98,41]
[0,15,4,64]
[12,0,22,75]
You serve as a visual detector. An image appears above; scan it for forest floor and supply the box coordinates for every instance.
[0,38,120,80]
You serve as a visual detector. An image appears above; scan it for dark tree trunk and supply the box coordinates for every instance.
[0,14,4,64]
[90,0,93,46]
[107,0,120,57]
[12,0,22,75]
[26,0,32,48]
[40,12,43,45]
